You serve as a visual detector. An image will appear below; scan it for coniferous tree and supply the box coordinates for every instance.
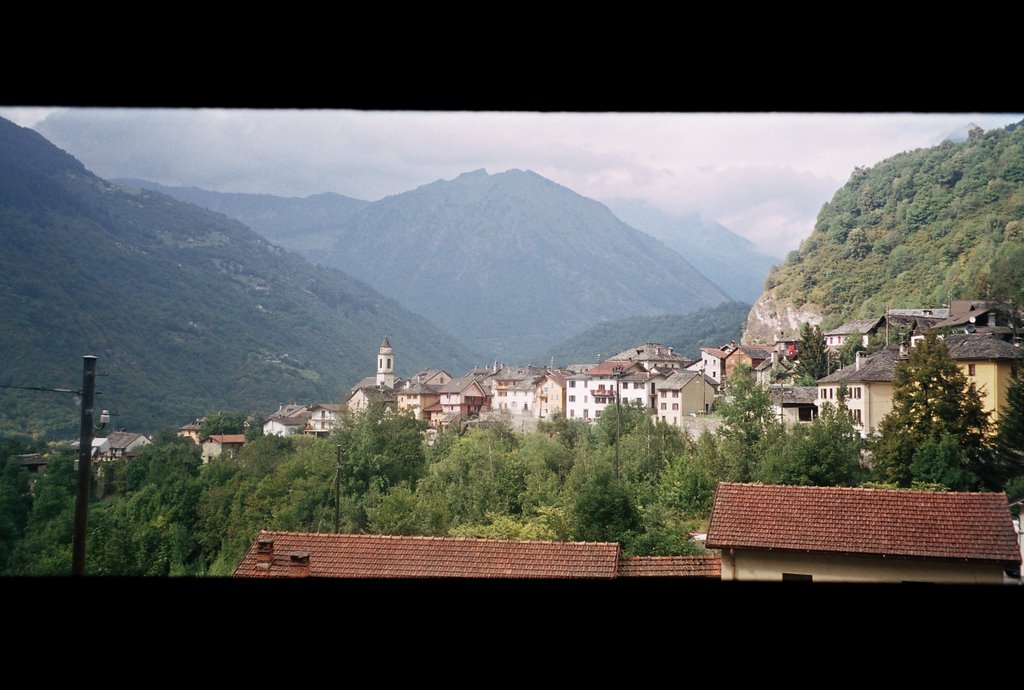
[795,323,831,385]
[992,363,1024,489]
[872,332,991,487]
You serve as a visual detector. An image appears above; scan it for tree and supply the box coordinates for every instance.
[992,363,1024,489]
[199,410,247,438]
[872,332,991,487]
[757,400,865,487]
[569,458,641,543]
[795,323,830,385]
[716,364,781,481]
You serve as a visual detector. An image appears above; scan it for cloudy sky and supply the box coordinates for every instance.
[2,108,1021,255]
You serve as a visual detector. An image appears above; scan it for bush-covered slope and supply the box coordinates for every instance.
[746,121,1024,340]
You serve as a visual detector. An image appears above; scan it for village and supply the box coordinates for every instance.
[18,299,1019,583]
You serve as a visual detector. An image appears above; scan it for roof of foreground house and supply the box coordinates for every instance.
[235,531,622,579]
[234,531,723,579]
[705,482,1021,564]
[617,556,721,578]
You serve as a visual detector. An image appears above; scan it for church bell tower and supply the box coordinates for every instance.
[376,335,395,388]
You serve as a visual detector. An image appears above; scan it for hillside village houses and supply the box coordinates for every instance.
[184,298,1021,444]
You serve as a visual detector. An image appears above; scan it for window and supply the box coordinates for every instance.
[968,363,976,376]
[584,396,588,403]
[569,410,574,418]
[661,416,666,422]
[568,395,575,402]
[660,402,667,410]
[819,388,825,399]
[798,407,815,422]
[672,390,679,398]
[852,387,861,399]
[595,410,601,418]
[782,573,813,582]
[660,390,667,398]
[672,403,679,410]
[583,409,589,419]
[829,388,833,399]
[570,381,576,388]
[853,409,862,425]
[673,416,677,424]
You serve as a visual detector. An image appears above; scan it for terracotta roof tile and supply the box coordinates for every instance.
[705,483,1021,564]
[618,556,721,578]
[234,532,622,579]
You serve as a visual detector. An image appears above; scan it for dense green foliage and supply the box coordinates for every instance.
[605,198,780,304]
[872,333,991,488]
[761,120,1024,330]
[0,117,479,438]
[0,371,880,574]
[535,301,752,366]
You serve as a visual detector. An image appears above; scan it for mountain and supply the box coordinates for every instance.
[602,198,780,303]
[534,301,752,367]
[110,178,370,259]
[0,117,478,438]
[316,168,729,359]
[744,119,1024,343]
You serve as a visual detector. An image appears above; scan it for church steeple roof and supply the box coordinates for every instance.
[381,335,391,349]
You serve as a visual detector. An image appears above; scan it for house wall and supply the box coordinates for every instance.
[536,379,565,419]
[566,376,649,422]
[263,419,294,436]
[724,352,757,382]
[698,353,723,383]
[959,360,1013,424]
[719,548,1006,584]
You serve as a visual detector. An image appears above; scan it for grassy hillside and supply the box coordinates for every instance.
[0,118,478,438]
[759,120,1024,330]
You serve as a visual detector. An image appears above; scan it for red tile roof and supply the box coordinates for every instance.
[706,483,1021,564]
[585,360,641,377]
[206,434,246,444]
[234,532,623,579]
[618,556,721,578]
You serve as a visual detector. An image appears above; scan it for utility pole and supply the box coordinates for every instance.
[613,366,623,480]
[334,444,342,534]
[71,355,97,576]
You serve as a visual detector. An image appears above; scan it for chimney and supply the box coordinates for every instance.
[667,347,674,355]
[597,353,602,364]
[256,536,275,570]
[771,351,779,368]
[899,342,908,357]
[855,351,866,372]
[288,552,310,578]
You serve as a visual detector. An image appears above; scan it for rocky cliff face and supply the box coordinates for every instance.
[742,291,823,344]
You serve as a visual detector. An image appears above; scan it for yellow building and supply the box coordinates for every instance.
[943,333,1021,424]
[706,482,1020,584]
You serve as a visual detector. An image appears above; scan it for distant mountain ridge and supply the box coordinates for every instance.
[602,198,780,303]
[0,118,478,438]
[322,168,730,359]
[133,169,731,359]
[111,178,370,256]
[534,301,752,367]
